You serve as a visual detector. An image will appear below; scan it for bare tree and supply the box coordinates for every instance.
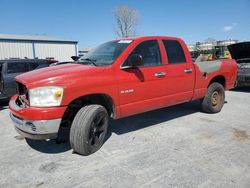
[113,5,139,38]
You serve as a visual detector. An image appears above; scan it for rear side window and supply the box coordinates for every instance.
[162,40,186,64]
[7,62,29,74]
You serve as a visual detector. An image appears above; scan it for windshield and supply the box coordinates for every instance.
[78,40,132,66]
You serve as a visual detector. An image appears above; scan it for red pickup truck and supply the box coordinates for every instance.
[9,36,237,155]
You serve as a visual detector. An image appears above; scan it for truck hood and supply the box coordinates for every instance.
[228,42,250,61]
[16,63,105,88]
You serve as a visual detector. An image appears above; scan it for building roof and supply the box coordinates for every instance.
[0,34,77,43]
[79,48,91,52]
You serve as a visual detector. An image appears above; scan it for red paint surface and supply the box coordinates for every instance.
[10,36,237,120]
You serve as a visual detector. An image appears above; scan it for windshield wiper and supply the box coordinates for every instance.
[80,58,97,66]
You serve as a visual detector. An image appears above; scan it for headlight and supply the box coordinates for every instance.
[29,86,64,107]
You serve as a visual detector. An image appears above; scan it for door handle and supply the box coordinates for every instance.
[184,68,193,73]
[154,72,166,77]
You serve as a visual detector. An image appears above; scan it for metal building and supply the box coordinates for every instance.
[0,34,78,61]
[196,41,215,51]
[217,39,238,47]
[187,44,196,52]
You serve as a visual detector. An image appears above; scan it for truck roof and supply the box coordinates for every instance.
[117,35,183,41]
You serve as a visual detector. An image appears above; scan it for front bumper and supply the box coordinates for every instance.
[9,95,66,140]
[10,113,61,140]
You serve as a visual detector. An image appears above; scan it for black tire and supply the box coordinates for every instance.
[70,105,109,156]
[201,82,225,113]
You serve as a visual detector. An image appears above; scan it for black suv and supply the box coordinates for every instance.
[0,59,58,100]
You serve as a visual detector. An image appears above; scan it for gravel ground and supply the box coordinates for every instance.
[0,88,250,188]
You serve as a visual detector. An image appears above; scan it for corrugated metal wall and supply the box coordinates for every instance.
[34,43,76,61]
[0,41,77,61]
[0,41,33,59]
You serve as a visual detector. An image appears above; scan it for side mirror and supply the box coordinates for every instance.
[121,54,143,69]
[130,54,143,66]
[71,56,80,61]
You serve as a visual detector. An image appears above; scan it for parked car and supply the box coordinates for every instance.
[0,59,58,100]
[9,36,237,156]
[228,42,250,87]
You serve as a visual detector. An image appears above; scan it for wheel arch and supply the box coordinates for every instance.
[208,75,226,88]
[60,93,115,129]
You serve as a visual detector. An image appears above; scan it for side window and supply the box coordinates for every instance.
[125,40,161,67]
[28,62,39,71]
[162,40,186,64]
[7,62,29,74]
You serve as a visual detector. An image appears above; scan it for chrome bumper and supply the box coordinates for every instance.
[10,113,61,140]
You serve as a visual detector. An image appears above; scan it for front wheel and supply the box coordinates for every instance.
[201,82,225,113]
[70,105,109,156]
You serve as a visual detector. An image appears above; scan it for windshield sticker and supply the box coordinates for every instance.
[118,40,133,44]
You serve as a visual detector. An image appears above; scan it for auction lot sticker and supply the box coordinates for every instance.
[118,40,133,43]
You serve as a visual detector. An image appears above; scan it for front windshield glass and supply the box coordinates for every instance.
[78,40,133,66]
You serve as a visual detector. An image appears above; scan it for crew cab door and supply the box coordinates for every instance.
[117,40,169,117]
[161,39,195,103]
[2,62,29,98]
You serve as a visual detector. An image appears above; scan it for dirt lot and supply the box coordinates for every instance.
[0,88,250,188]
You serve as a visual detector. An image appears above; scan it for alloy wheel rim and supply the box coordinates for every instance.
[211,90,221,107]
[88,112,106,146]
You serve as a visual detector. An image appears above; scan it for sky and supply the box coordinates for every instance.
[0,0,250,48]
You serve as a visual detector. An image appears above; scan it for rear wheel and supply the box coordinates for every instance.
[201,82,225,113]
[70,105,109,156]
